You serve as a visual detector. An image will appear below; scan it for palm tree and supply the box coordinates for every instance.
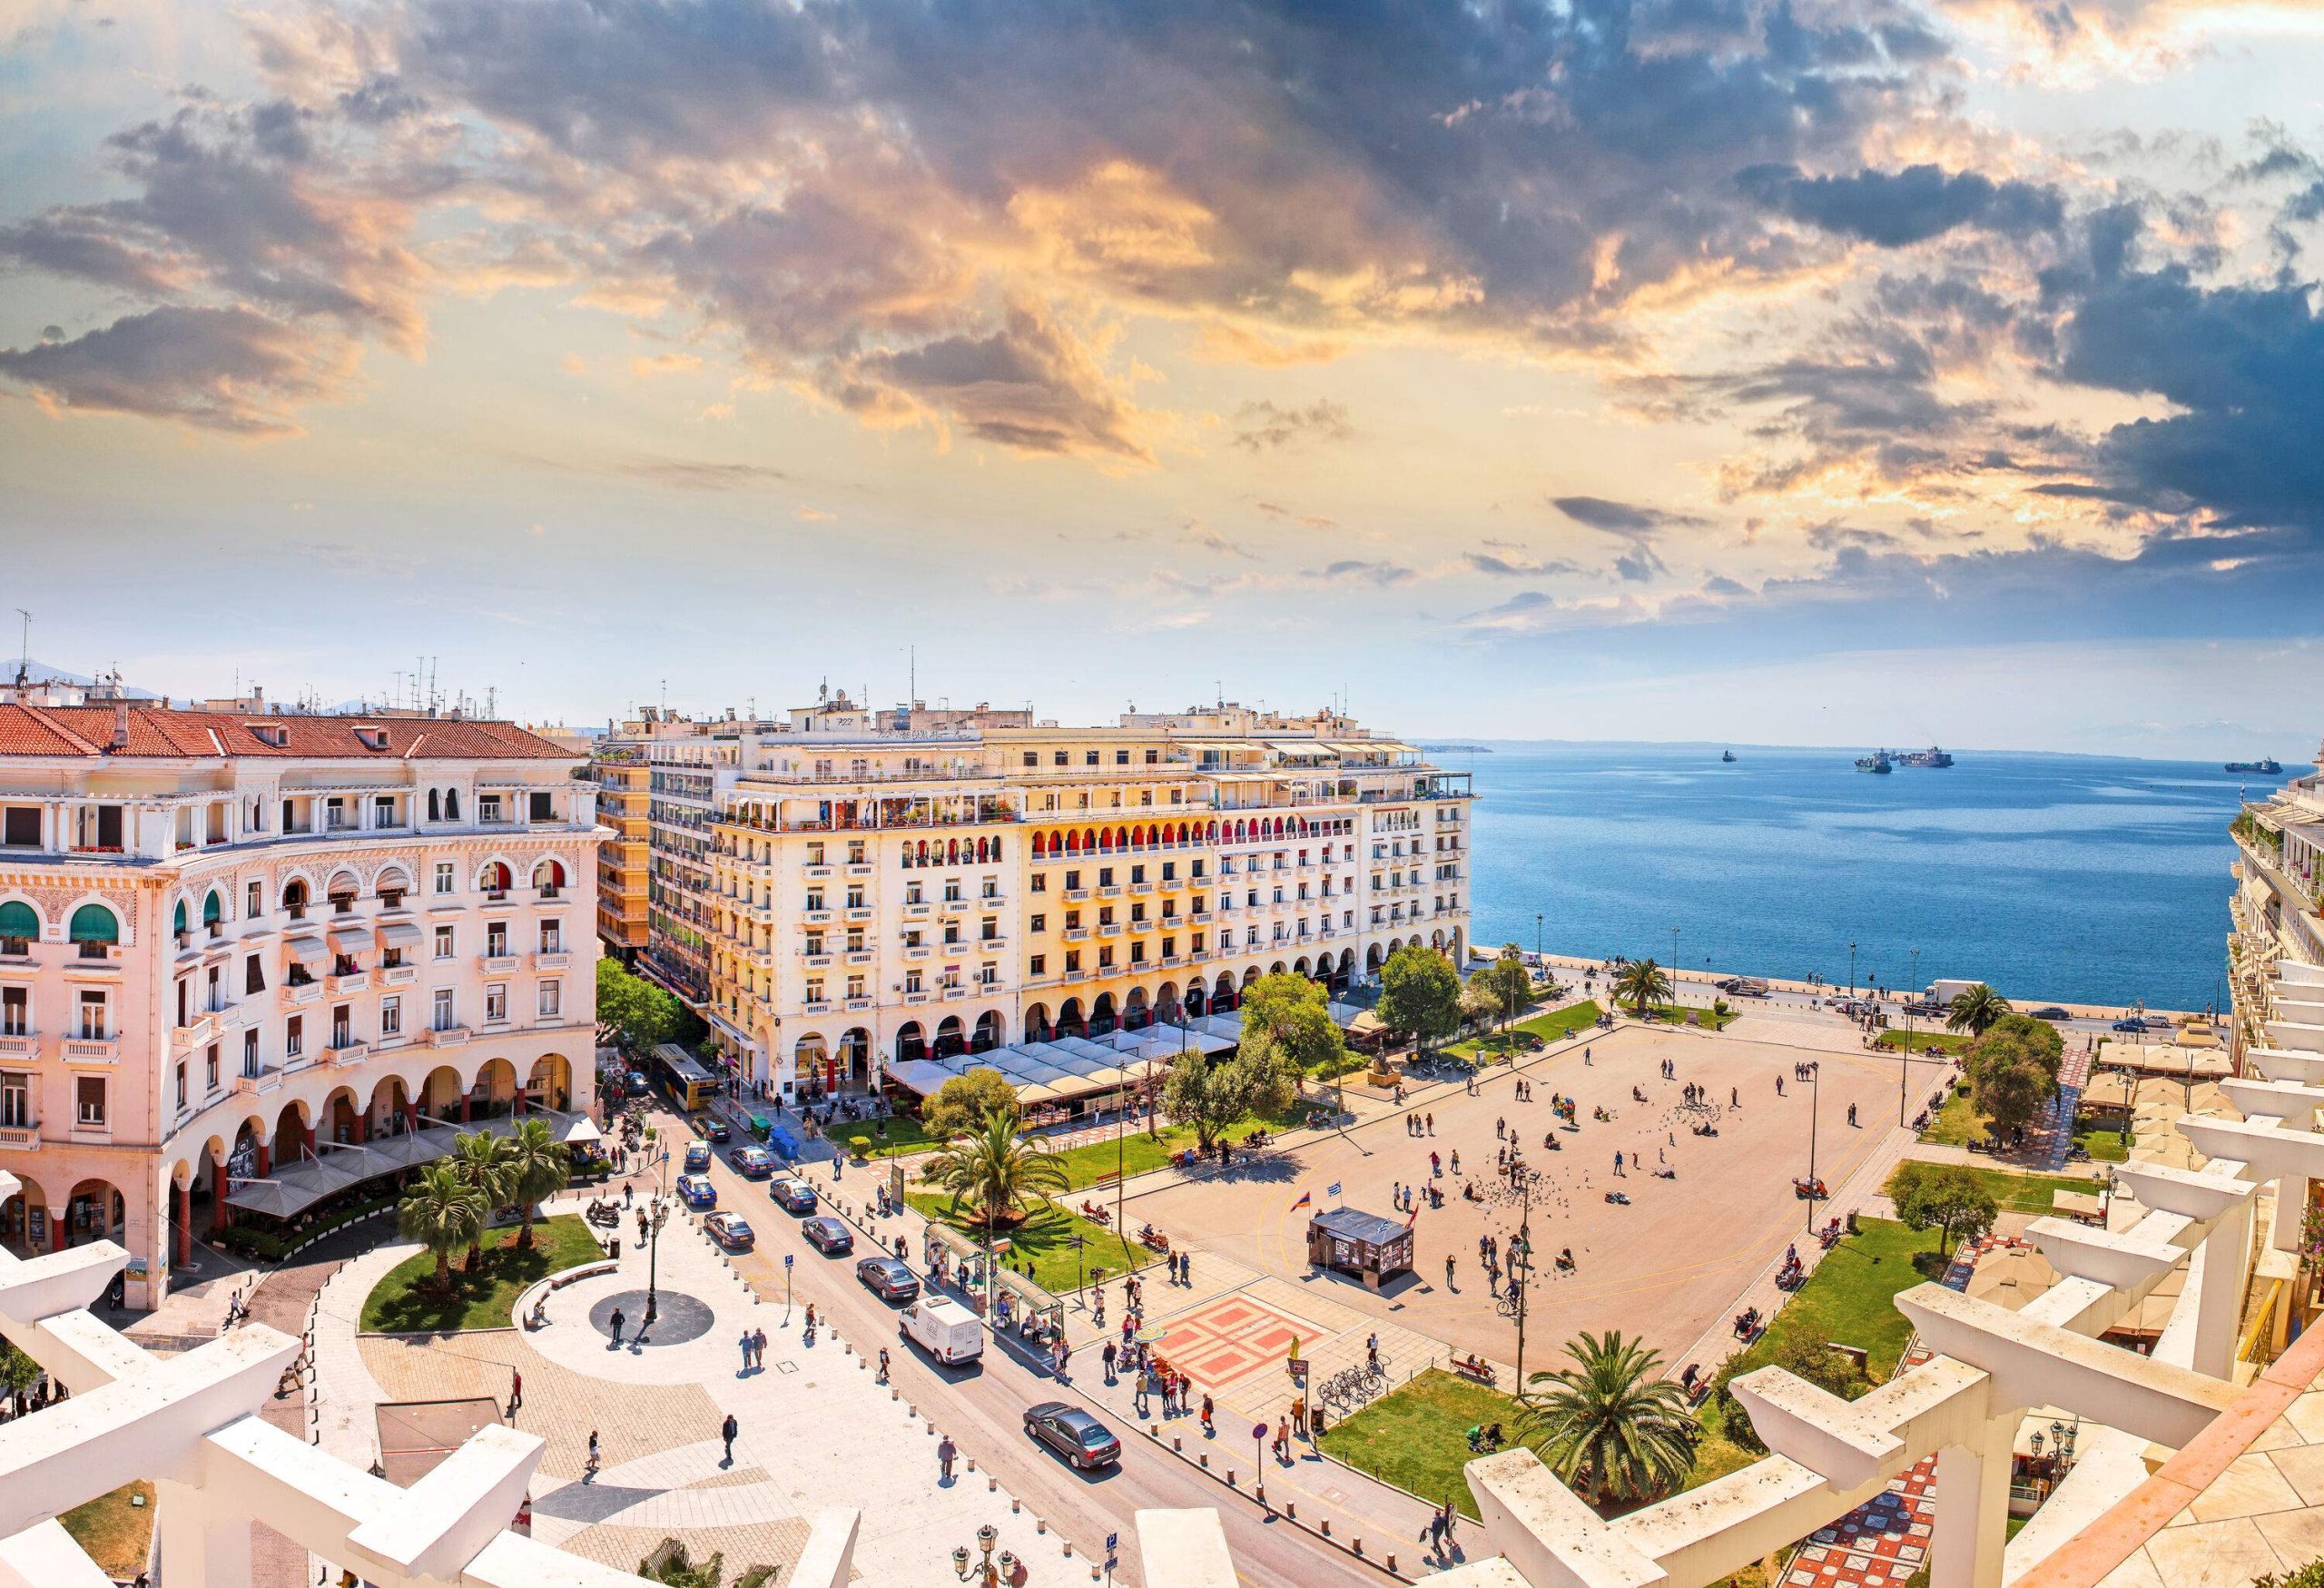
[450,1130,515,1271]
[502,1118,572,1250]
[1945,982,2013,1038]
[1611,958,1672,1018]
[637,1540,725,1587]
[398,1161,487,1297]
[927,1107,1072,1316]
[1518,1330,1697,1509]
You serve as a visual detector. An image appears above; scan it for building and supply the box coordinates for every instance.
[672,691,1472,1104]
[0,703,602,1309]
[586,738,652,964]
[2229,740,2324,1071]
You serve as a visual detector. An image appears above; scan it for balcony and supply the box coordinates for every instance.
[534,951,571,971]
[844,863,874,879]
[804,953,832,969]
[904,991,931,1004]
[281,981,323,1010]
[1063,889,1090,902]
[844,951,874,967]
[423,1025,471,1048]
[803,864,832,879]
[803,909,833,925]
[980,936,1006,951]
[0,1122,37,1151]
[172,1014,219,1050]
[330,972,369,995]
[63,1038,120,1064]
[480,953,521,975]
[803,1001,832,1016]
[328,1040,369,1067]
[1098,922,1124,938]
[1063,928,1088,942]
[0,1033,34,1058]
[902,945,931,961]
[1097,885,1123,900]
[375,964,418,988]
[1128,881,1154,895]
[844,907,875,923]
[941,986,968,1001]
[845,997,873,1011]
[236,1065,281,1096]
[903,902,931,918]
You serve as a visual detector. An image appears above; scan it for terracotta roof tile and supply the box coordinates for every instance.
[0,705,573,761]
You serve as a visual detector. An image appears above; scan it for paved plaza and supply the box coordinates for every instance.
[1130,1023,1904,1375]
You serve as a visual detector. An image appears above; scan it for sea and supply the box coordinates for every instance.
[1455,745,2295,1014]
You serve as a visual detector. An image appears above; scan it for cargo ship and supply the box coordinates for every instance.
[1855,750,1894,774]
[1896,745,1955,768]
[2225,757,2283,774]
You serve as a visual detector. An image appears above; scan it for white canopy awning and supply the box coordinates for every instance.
[225,1106,605,1219]
[283,934,328,967]
[327,922,375,953]
[379,922,424,950]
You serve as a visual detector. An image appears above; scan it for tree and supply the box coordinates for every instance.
[1962,1014,2063,1136]
[1236,972,1349,1075]
[450,1130,515,1271]
[922,1068,1021,1140]
[1945,982,2013,1038]
[1161,1043,1299,1150]
[596,958,684,1054]
[502,1118,571,1250]
[0,1336,40,1415]
[1885,1161,1998,1258]
[1711,1335,1870,1455]
[1458,978,1500,1033]
[397,1161,487,1297]
[1377,944,1461,1051]
[1612,958,1672,1017]
[1481,945,1535,1028]
[1518,1330,1697,1508]
[638,1541,726,1588]
[926,1108,1071,1322]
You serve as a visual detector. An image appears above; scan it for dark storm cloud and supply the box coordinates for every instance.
[1740,163,2064,246]
[0,305,353,433]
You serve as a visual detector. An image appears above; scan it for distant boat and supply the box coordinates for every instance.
[1856,750,1894,774]
[2225,758,2282,774]
[1897,745,1955,768]
[1721,750,1737,763]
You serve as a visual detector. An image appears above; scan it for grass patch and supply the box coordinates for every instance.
[841,1116,948,1159]
[1446,1000,1604,1060]
[1876,1030,1968,1054]
[61,1481,153,1577]
[1316,1368,1525,1520]
[1949,1167,2099,1216]
[2073,1128,2130,1162]
[907,1194,1157,1293]
[1027,1097,1313,1190]
[1922,1087,1985,1146]
[361,1215,603,1334]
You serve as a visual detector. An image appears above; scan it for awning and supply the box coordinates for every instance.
[225,1106,605,1219]
[283,934,329,967]
[0,901,36,939]
[379,922,424,950]
[327,922,375,953]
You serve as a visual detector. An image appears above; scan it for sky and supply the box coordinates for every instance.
[1,0,2321,757]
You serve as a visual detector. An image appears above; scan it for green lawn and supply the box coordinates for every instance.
[1316,1368,1526,1520]
[908,1194,1157,1292]
[1685,1217,1947,1490]
[1950,1167,2099,1216]
[1446,1001,1604,1060]
[361,1216,604,1334]
[1027,1096,1314,1190]
[839,1116,948,1159]
[61,1481,153,1577]
[1922,1087,1985,1145]
[2072,1117,2132,1162]
[1876,1030,1968,1054]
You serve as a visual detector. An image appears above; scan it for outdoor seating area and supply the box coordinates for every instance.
[884,1027,1236,1117]
[223,1104,604,1220]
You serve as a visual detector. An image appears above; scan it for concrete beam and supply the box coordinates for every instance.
[2178,1116,2324,1180]
[790,1510,860,1588]
[0,1520,113,1588]
[1728,1369,1902,1491]
[32,1308,163,1396]
[2221,1077,2324,1118]
[2109,1161,2255,1221]
[1470,1447,1667,1588]
[1897,1286,2237,1446]
[2024,1217,2191,1292]
[0,1245,134,1389]
[2245,1049,2324,1086]
[1135,1510,1236,1588]
[346,1424,543,1581]
[460,1531,676,1586]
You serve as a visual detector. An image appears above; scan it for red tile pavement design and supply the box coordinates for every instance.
[1157,1295,1312,1387]
[1788,1456,1936,1588]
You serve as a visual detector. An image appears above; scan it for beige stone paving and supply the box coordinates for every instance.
[554,1517,813,1582]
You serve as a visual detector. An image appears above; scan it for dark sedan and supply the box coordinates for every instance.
[802,1217,853,1255]
[2030,1006,2072,1021]
[856,1255,921,1302]
[1023,1402,1120,1470]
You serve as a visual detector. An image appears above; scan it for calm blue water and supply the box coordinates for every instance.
[1458,745,2285,1012]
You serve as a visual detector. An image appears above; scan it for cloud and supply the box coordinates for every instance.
[1182,520,1259,559]
[631,352,702,378]
[1465,550,1581,577]
[1256,501,1338,529]
[1740,164,2065,247]
[0,305,358,433]
[1231,398,1354,451]
[1309,558,1415,586]
[1612,542,1669,582]
[1551,496,1674,533]
[846,301,1152,460]
[794,505,836,521]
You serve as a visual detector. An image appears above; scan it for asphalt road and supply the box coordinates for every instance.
[649,1105,1413,1588]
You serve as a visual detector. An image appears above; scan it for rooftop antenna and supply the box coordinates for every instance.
[910,645,916,708]
[485,686,497,719]
[13,607,28,686]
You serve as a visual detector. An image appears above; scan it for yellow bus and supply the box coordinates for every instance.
[651,1044,720,1112]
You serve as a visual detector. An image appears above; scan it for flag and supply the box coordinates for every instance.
[1326,1181,1343,1198]
[1290,1190,1312,1212]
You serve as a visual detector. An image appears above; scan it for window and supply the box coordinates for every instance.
[434,926,456,960]
[903,883,923,905]
[375,794,397,826]
[529,791,555,822]
[1084,750,1098,765]
[942,881,961,904]
[1129,942,1146,964]
[245,953,266,996]
[285,1014,303,1058]
[1115,749,1129,765]
[1064,870,1081,891]
[0,807,37,847]
[846,974,865,1000]
[0,987,24,1036]
[75,1075,105,1127]
[247,881,263,917]
[1098,906,1115,927]
[486,922,508,958]
[846,928,864,952]
[432,989,454,1031]
[434,863,455,895]
[242,1030,259,1073]
[980,918,998,942]
[381,996,401,1036]
[805,978,824,1003]
[1022,751,1038,768]
[1030,873,1047,893]
[805,841,825,865]
[69,902,118,959]
[330,1006,351,1050]
[805,889,825,912]
[485,984,507,1023]
[1144,749,1158,765]
[1029,954,1046,975]
[478,794,504,824]
[1098,946,1115,968]
[1029,913,1046,932]
[539,981,562,1019]
[1162,936,1177,959]
[847,841,865,864]
[1098,868,1115,887]
[1053,750,1068,766]
[1161,862,1175,881]
[1064,951,1081,973]
[846,886,866,909]
[77,991,106,1040]
[905,969,923,993]
[804,932,824,956]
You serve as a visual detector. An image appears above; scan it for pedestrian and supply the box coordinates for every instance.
[1201,1394,1215,1434]
[1274,1417,1290,1461]
[753,1327,767,1365]
[720,1413,739,1466]
[1425,1113,1434,1135]
[804,1303,817,1332]
[1732,1086,1739,1108]
[509,1367,523,1415]
[586,1429,600,1481]
[1584,1046,1592,1064]
[1614,1151,1624,1176]
[1180,1252,1190,1287]
[740,1330,754,1372]
[1439,1500,1459,1545]
[938,1435,958,1483]
[623,1180,634,1208]
[1366,1333,1380,1373]
[1444,1255,1456,1288]
[1103,1339,1118,1384]
[877,1347,891,1383]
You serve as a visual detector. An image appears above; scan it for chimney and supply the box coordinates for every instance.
[111,702,130,748]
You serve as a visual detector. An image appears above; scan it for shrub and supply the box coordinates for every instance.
[847,1135,872,1159]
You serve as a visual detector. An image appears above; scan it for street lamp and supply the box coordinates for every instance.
[1804,1060,1822,1235]
[1498,1171,1537,1390]
[642,1139,671,1330]
[1849,942,1857,998]
[1669,926,1679,1003]
[1535,913,1543,962]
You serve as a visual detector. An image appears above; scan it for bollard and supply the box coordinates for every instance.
[1199,1454,1208,1468]
[1285,1503,1295,1520]
[1037,1520,1047,1535]
[1226,1470,1236,1487]
[1256,1484,1265,1505]
[1387,1555,1397,1573]
[1011,1498,1020,1513]
[1320,1521,1330,1537]
[968,1458,977,1472]
[1353,1538,1364,1555]
[989,1476,998,1492]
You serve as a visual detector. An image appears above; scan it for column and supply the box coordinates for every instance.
[1930,1414,2014,1588]
[255,1139,270,1179]
[174,1182,192,1267]
[354,1112,369,1145]
[460,1090,472,1123]
[2272,1172,2309,1254]
[2193,1198,2255,1378]
[155,1478,252,1588]
[406,1100,420,1133]
[49,1205,65,1253]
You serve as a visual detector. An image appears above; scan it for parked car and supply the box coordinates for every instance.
[1023,1402,1120,1469]
[2030,1006,2072,1021]
[625,1072,652,1098]
[2112,1018,2147,1032]
[676,1173,717,1209]
[769,1176,818,1214]
[683,1141,713,1173]
[801,1216,854,1255]
[733,1146,776,1179]
[856,1255,921,1302]
[704,1120,732,1144]
[704,1211,755,1251]
[900,1297,984,1365]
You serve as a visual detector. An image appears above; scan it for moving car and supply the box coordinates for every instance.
[683,1141,713,1173]
[856,1255,921,1302]
[1023,1402,1120,1470]
[769,1176,818,1214]
[704,1211,755,1251]
[2112,1018,2148,1032]
[899,1297,984,1365]
[733,1146,776,1179]
[676,1173,716,1209]
[801,1217,854,1255]
[625,1072,652,1098]
[2030,1006,2072,1021]
[704,1120,732,1144]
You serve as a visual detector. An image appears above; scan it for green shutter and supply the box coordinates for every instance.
[0,901,37,939]
[68,903,119,943]
[202,891,223,924]
[173,900,188,935]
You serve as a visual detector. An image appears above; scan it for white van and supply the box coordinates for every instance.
[899,1297,984,1366]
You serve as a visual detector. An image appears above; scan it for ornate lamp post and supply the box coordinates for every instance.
[1498,1170,1537,1391]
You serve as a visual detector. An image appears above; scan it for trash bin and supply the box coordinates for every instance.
[748,1113,771,1142]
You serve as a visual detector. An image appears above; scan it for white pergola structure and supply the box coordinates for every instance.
[1121,1066,2324,1588]
[0,1169,692,1588]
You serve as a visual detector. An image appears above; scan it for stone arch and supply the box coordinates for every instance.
[64,1175,127,1250]
[794,1033,829,1094]
[1294,956,1311,978]
[1089,991,1118,1036]
[477,858,514,894]
[373,864,414,900]
[469,1057,517,1119]
[896,1021,927,1063]
[419,1064,464,1122]
[933,1015,965,1058]
[319,1084,362,1145]
[837,1027,871,1083]
[973,1010,1004,1052]
[1123,987,1149,1030]
[1022,1004,1051,1043]
[1184,981,1206,1018]
[532,858,567,894]
[527,1053,573,1111]
[324,868,362,907]
[1366,942,1384,972]
[1057,998,1086,1038]
[272,1098,314,1162]
[0,1171,49,1256]
[1155,981,1181,1024]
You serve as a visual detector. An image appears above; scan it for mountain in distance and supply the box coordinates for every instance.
[5,659,161,698]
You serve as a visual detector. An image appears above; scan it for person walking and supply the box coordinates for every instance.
[740,1330,755,1372]
[1444,1255,1457,1289]
[1614,1150,1625,1177]
[585,1429,600,1482]
[753,1327,767,1366]
[1425,1113,1435,1135]
[720,1413,739,1466]
[1200,1393,1215,1435]
[1102,1339,1118,1384]
[608,1305,625,1346]
[877,1346,891,1383]
[1274,1417,1290,1462]
[508,1368,523,1415]
[1366,1333,1381,1374]
[937,1435,958,1483]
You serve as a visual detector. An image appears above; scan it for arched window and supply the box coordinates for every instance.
[282,878,310,918]
[532,859,566,896]
[69,902,120,953]
[202,890,223,931]
[427,788,441,823]
[444,788,460,821]
[0,899,37,952]
[1064,831,1079,853]
[478,862,512,896]
[1032,833,1047,859]
[172,900,189,937]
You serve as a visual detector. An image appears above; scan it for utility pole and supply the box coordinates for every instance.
[13,608,28,685]
[1805,1061,1822,1235]
[1849,942,1858,999]
[1900,946,1921,1125]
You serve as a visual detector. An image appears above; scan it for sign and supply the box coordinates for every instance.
[1251,1423,1267,1442]
[784,1254,794,1268]
[1106,1534,1118,1557]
